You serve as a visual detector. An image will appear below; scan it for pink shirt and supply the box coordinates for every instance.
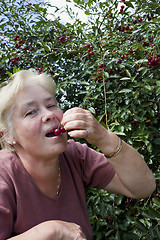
[0,140,115,240]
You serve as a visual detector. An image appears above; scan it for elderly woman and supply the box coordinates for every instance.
[0,70,156,240]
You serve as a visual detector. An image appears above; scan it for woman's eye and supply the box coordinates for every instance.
[47,104,57,109]
[25,110,37,117]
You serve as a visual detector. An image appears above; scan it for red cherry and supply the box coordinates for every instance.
[148,57,152,62]
[125,25,129,30]
[86,44,90,48]
[121,55,125,59]
[54,128,61,135]
[147,15,152,21]
[133,20,137,24]
[129,49,133,53]
[89,51,94,55]
[154,58,159,64]
[49,70,54,75]
[60,126,66,133]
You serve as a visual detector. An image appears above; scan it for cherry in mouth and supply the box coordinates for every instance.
[54,126,66,136]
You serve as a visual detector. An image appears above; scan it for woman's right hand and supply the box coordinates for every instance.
[54,220,87,240]
[9,220,87,240]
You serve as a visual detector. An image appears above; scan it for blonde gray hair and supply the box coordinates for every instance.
[0,69,56,152]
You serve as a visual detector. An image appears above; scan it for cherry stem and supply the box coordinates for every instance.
[58,121,62,129]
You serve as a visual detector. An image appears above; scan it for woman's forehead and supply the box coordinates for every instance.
[13,85,56,108]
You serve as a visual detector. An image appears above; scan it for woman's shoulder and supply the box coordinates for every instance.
[0,149,20,179]
[0,149,15,160]
[0,149,17,163]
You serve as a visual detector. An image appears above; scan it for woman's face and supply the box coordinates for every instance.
[12,84,67,160]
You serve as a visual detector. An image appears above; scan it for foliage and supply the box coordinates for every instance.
[0,0,160,239]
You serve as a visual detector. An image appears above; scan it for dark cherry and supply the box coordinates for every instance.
[54,128,61,135]
[59,126,66,133]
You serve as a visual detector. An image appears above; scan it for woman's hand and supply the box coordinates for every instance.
[9,220,86,240]
[55,220,86,240]
[61,107,108,148]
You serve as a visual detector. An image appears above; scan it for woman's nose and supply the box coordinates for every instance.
[42,108,56,122]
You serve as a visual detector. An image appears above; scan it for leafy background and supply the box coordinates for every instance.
[0,0,160,239]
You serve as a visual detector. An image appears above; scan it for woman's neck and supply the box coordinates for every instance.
[17,151,61,198]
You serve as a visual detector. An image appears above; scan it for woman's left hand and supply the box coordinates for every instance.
[61,107,107,147]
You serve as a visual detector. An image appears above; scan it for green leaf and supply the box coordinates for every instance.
[135,59,148,64]
[142,208,160,219]
[115,230,120,240]
[137,221,148,232]
[118,89,132,93]
[124,1,134,8]
[153,138,160,145]
[88,107,95,115]
[152,197,160,207]
[157,81,160,86]
[84,10,90,15]
[122,232,139,239]
[120,77,131,81]
[43,44,51,52]
[126,69,131,78]
[154,227,160,239]
[154,172,160,180]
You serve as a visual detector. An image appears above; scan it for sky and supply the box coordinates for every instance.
[46,0,88,23]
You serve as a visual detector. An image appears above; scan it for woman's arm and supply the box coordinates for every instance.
[8,220,86,240]
[100,131,156,199]
[62,107,156,199]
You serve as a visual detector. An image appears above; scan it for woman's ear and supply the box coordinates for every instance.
[2,131,16,145]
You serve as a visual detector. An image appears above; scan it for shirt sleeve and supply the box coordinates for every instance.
[69,140,115,189]
[0,182,16,240]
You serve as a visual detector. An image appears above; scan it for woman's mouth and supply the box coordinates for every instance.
[46,129,57,137]
[45,126,66,138]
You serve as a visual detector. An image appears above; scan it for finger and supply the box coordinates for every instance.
[62,109,91,125]
[64,120,87,131]
[63,107,84,115]
[68,130,87,139]
[62,114,87,126]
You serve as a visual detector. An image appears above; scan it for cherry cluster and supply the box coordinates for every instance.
[54,126,66,136]
[147,56,159,67]
[84,44,94,55]
[120,5,125,12]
